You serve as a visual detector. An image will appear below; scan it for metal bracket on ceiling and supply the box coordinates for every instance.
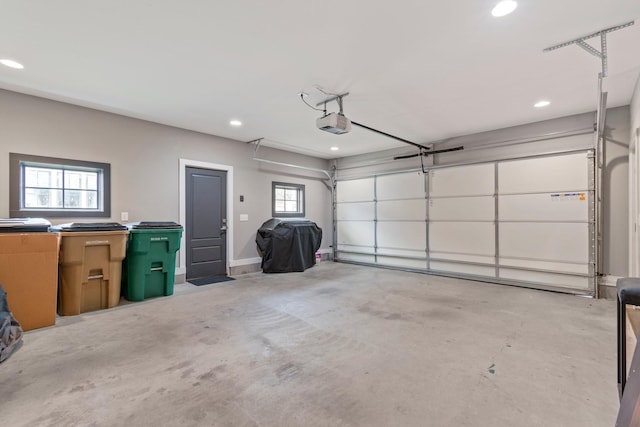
[543,21,634,78]
[315,92,350,114]
[246,138,264,154]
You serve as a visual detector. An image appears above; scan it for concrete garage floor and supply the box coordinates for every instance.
[0,263,618,426]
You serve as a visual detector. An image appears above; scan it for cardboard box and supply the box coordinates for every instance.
[0,233,60,331]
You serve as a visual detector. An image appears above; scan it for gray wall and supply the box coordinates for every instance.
[1,87,631,279]
[336,107,631,278]
[0,89,333,268]
[603,106,630,277]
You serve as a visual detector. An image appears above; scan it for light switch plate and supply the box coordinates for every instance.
[239,214,249,222]
[121,212,129,221]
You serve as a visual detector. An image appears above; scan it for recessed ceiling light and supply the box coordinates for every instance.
[330,147,339,151]
[534,100,551,108]
[491,1,517,17]
[229,120,242,127]
[0,59,24,69]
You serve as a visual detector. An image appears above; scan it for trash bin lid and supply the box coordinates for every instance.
[130,221,183,230]
[52,222,128,232]
[0,218,51,233]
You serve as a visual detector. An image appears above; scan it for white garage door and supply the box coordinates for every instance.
[335,151,595,295]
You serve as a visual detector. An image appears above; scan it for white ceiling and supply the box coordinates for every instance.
[1,1,639,159]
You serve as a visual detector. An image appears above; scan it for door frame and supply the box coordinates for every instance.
[178,159,234,277]
[631,128,640,276]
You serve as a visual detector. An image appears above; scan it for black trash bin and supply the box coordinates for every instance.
[256,219,322,273]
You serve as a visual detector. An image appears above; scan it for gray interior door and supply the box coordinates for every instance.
[186,167,227,280]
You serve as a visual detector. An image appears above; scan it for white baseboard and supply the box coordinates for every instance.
[229,257,262,267]
[179,248,334,272]
[600,275,623,287]
[229,248,332,267]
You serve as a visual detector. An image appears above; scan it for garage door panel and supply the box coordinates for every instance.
[337,178,374,202]
[378,200,426,221]
[337,244,375,254]
[498,153,588,194]
[337,253,376,264]
[499,269,590,291]
[429,163,494,197]
[335,151,594,295]
[430,252,496,265]
[337,202,375,221]
[429,222,495,256]
[337,221,375,247]
[377,172,425,200]
[499,193,590,222]
[429,196,494,221]
[377,257,426,269]
[499,257,589,275]
[378,222,426,251]
[430,261,496,277]
[499,223,589,264]
[377,248,425,258]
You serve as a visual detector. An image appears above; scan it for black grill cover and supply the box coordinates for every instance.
[256,219,322,273]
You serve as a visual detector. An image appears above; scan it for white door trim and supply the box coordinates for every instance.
[178,159,234,277]
[631,128,640,276]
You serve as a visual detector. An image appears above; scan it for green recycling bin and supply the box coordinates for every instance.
[123,222,183,302]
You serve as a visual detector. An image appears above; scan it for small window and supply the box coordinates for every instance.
[10,153,111,218]
[272,182,305,218]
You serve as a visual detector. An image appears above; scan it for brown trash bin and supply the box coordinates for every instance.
[55,223,128,316]
[0,220,60,331]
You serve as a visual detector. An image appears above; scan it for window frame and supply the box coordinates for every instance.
[272,181,305,218]
[9,153,111,218]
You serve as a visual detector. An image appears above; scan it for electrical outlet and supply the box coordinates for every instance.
[240,214,249,222]
[121,212,129,221]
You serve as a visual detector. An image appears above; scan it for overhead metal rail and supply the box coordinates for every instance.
[250,138,334,184]
[315,92,464,169]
